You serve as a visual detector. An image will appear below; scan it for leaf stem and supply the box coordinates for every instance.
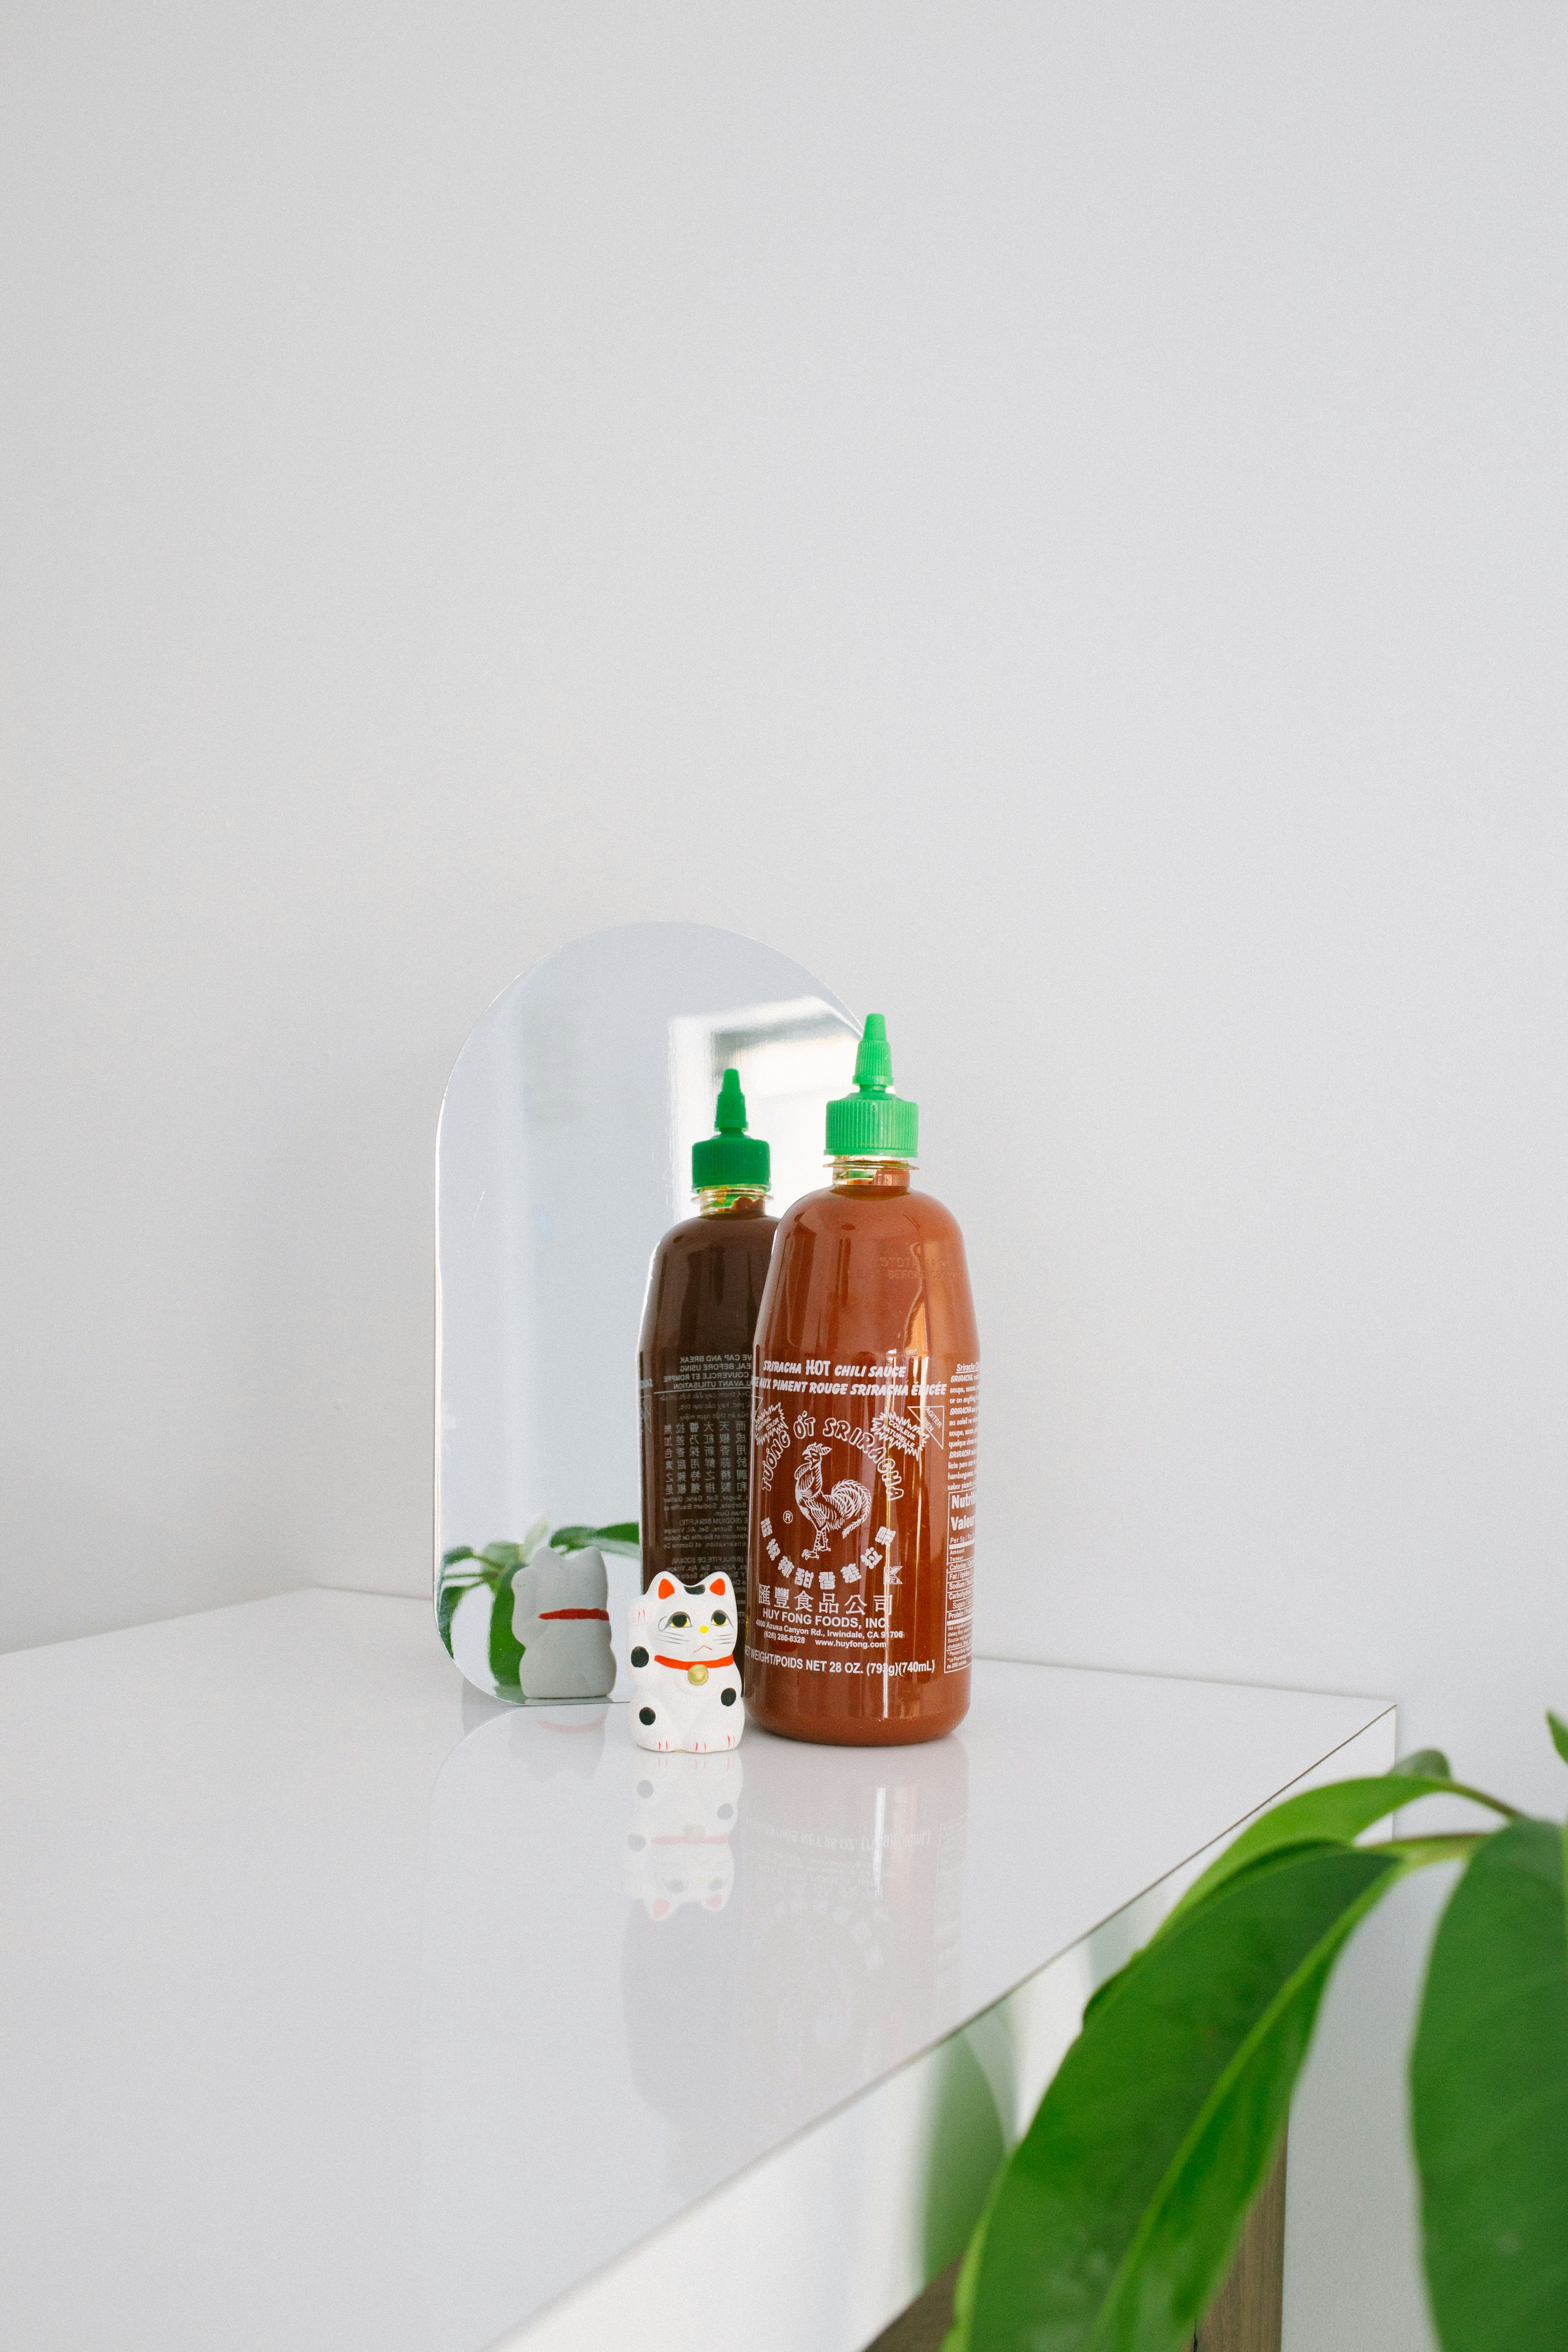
[1384,1834,1488,1865]
[1438,1782,1524,1822]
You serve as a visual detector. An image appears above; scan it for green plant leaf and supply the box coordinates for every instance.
[1547,1712,1568,1769]
[488,1565,525,1688]
[950,1844,1405,2352]
[1412,1816,1568,2352]
[520,1514,551,1564]
[1395,1749,1453,1782]
[441,1545,478,1570]
[550,1520,641,1556]
[436,1575,480,1657]
[1158,1775,1454,1939]
[1082,1764,1498,2037]
[478,1542,521,1571]
[947,2220,985,2352]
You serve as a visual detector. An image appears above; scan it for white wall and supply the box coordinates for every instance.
[4,7,1566,2346]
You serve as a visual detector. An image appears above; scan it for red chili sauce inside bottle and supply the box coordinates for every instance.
[744,1017,978,1746]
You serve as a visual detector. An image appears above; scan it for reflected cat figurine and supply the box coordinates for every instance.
[514,1547,616,1700]
[624,1748,744,1917]
[626,1574,745,1752]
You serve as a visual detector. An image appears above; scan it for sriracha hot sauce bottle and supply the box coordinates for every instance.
[744,1017,978,1746]
[638,1070,777,1656]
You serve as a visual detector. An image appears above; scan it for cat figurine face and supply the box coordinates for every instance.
[624,1748,743,1917]
[625,1573,745,1753]
[512,1546,616,1700]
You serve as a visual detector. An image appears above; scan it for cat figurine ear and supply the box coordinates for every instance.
[626,1574,745,1753]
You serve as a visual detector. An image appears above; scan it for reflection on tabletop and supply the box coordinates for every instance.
[419,1700,970,2352]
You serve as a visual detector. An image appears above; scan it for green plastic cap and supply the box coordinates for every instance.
[691,1068,771,1190]
[825,1014,919,1158]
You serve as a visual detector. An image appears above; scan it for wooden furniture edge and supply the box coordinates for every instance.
[866,2137,1288,2352]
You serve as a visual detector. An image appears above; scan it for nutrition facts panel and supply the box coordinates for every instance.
[648,1351,751,1588]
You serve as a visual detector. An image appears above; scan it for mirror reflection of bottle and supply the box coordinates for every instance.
[744,1016,979,1746]
[639,1071,777,1657]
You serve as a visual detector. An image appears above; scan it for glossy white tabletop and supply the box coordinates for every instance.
[0,1592,1392,2352]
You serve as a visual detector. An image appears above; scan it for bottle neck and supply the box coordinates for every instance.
[696,1185,771,1218]
[830,1156,914,1195]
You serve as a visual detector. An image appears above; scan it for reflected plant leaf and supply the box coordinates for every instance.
[438,1521,638,1678]
[551,1521,641,1558]
[488,1565,526,1689]
[437,1576,481,1658]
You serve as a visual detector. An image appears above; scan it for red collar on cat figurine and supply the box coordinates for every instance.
[655,1652,735,1673]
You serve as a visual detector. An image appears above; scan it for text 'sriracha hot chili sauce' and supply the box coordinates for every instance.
[638,1070,778,1657]
[744,1017,978,1746]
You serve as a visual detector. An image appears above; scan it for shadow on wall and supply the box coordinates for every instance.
[233,1044,444,1610]
[0,1463,307,1655]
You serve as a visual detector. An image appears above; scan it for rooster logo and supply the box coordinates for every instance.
[794,1442,873,1560]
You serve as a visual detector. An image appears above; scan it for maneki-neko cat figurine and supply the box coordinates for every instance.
[626,1574,745,1753]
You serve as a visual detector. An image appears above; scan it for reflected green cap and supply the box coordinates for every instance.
[825,1015,919,1158]
[692,1069,770,1190]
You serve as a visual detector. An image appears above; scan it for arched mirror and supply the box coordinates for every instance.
[435,921,858,1701]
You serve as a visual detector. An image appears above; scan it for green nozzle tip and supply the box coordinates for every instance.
[692,1067,770,1191]
[852,1013,894,1092]
[826,1014,919,1159]
[714,1067,747,1132]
